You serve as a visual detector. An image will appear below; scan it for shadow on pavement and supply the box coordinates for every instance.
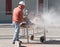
[44,40,60,44]
[21,46,26,47]
[22,40,60,44]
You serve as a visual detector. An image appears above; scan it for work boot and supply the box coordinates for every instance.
[13,41,15,44]
[19,41,22,43]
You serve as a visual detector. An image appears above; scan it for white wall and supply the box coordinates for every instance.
[0,0,38,23]
[12,0,20,10]
[0,0,6,23]
[0,0,5,13]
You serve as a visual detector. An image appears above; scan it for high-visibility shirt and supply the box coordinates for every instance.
[12,7,23,23]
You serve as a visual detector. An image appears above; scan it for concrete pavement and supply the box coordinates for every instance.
[0,24,60,47]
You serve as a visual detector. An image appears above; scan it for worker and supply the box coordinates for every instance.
[12,1,25,44]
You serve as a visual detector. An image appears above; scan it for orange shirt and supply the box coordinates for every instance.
[12,7,23,23]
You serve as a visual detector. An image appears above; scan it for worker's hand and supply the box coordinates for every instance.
[23,16,28,21]
[25,9,29,15]
[22,17,26,23]
[23,16,26,18]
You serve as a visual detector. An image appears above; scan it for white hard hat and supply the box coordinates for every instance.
[19,1,25,6]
